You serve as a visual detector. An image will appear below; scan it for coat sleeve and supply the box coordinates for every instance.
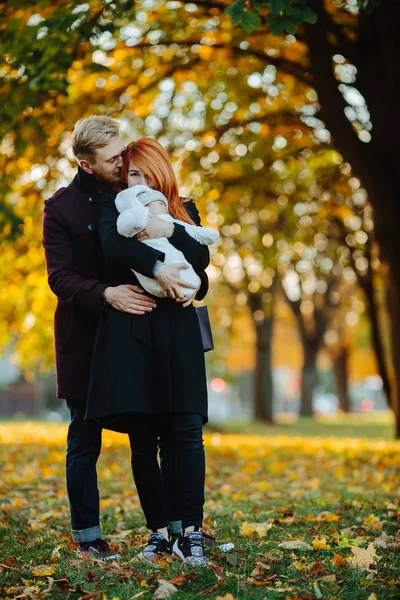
[169,200,210,273]
[98,195,165,277]
[42,201,106,310]
[177,201,210,301]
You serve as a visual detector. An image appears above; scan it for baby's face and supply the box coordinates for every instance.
[148,200,168,216]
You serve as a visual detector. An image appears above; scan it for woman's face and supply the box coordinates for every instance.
[127,161,155,189]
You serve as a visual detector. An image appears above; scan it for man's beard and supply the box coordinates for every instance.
[91,165,121,187]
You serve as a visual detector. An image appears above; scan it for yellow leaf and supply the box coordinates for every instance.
[239,522,272,538]
[32,566,55,577]
[312,537,330,550]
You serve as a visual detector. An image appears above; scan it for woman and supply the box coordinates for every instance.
[86,139,210,566]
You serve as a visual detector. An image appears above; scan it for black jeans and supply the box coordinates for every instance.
[66,400,184,542]
[128,413,205,531]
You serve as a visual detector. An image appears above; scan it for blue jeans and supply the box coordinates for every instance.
[66,400,183,542]
[66,400,103,543]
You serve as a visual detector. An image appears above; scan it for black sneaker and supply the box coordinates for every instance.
[169,531,181,547]
[137,532,172,562]
[78,538,120,561]
[172,531,207,566]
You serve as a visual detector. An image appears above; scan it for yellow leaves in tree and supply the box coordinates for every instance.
[239,521,273,538]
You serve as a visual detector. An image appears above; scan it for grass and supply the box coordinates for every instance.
[210,411,395,440]
[0,415,399,599]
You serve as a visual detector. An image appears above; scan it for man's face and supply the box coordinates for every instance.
[81,137,125,185]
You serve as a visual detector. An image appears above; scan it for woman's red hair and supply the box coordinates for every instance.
[121,138,194,224]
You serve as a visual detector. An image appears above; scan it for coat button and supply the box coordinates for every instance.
[88,224,95,231]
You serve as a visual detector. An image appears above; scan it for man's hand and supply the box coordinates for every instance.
[155,264,198,300]
[136,216,174,241]
[104,285,156,315]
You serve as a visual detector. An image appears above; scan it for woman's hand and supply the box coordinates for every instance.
[155,264,198,299]
[136,216,174,241]
[176,282,201,307]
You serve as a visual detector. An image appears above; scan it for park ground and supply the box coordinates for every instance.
[0,413,399,599]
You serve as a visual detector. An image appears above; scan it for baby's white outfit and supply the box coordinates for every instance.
[115,185,219,298]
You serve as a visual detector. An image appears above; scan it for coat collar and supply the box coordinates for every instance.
[71,166,115,197]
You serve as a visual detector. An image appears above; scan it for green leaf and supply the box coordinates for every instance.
[225,0,246,16]
[242,10,263,33]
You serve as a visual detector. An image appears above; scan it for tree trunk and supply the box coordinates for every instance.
[300,339,318,417]
[386,278,400,438]
[248,289,276,422]
[304,1,400,436]
[253,314,274,422]
[334,345,351,413]
[363,280,392,407]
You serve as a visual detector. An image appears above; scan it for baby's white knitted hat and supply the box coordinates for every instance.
[129,184,168,208]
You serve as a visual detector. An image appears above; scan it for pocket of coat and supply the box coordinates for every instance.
[131,314,152,346]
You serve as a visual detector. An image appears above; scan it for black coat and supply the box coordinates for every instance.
[42,168,209,400]
[85,194,209,432]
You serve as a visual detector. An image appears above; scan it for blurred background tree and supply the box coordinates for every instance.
[0,0,397,433]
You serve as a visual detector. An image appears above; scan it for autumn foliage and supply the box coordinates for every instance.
[1,421,399,598]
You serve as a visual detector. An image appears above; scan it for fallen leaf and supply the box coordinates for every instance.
[279,540,312,550]
[32,566,55,577]
[51,546,62,561]
[166,573,195,586]
[367,594,377,600]
[309,561,326,577]
[331,552,347,567]
[347,543,380,569]
[153,580,178,599]
[313,582,323,599]
[312,537,330,550]
[216,595,238,600]
[322,574,337,582]
[239,521,272,538]
[42,577,54,594]
[261,551,282,564]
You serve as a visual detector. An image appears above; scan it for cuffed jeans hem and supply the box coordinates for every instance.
[72,525,102,543]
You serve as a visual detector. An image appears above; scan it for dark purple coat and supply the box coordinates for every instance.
[42,168,209,400]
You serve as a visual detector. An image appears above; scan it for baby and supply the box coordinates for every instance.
[115,185,219,298]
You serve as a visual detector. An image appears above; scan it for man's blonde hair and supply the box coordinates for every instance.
[72,115,120,162]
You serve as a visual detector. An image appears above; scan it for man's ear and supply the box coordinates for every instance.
[80,159,94,174]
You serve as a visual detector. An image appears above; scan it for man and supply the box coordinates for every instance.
[42,115,208,559]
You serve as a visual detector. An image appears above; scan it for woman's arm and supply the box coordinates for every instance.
[168,200,210,273]
[99,194,165,277]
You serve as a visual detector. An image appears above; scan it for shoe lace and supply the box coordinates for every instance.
[186,532,203,548]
